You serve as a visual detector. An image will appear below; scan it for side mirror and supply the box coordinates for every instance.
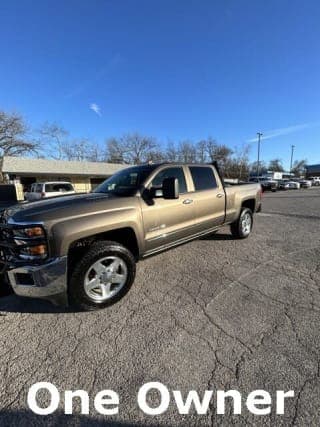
[162,177,179,199]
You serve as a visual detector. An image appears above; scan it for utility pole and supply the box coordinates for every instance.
[290,145,295,175]
[257,132,263,177]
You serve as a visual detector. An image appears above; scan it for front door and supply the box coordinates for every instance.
[141,166,195,253]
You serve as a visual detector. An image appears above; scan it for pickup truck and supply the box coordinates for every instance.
[0,163,262,310]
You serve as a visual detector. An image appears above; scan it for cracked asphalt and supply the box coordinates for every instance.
[0,188,320,426]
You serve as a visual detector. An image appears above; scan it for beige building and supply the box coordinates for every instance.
[1,156,127,200]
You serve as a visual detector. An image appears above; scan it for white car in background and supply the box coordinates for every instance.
[25,181,76,201]
[299,179,312,188]
[285,181,300,189]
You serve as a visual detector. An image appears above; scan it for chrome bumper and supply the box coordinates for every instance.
[7,256,68,306]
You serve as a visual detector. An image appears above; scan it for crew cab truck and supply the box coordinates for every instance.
[0,163,262,310]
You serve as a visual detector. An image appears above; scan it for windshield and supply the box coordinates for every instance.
[94,166,156,196]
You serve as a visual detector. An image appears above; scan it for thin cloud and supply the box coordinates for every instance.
[89,103,101,116]
[247,122,319,142]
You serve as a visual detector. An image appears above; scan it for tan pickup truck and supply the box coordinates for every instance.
[0,162,261,310]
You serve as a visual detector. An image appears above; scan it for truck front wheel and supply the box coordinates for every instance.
[68,240,136,310]
[230,207,253,239]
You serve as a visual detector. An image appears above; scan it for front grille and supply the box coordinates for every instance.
[0,248,7,272]
[0,224,21,271]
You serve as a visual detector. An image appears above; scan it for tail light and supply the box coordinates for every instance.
[41,192,45,198]
[259,186,263,198]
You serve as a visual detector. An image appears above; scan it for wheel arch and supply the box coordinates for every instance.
[241,198,256,213]
[67,227,140,276]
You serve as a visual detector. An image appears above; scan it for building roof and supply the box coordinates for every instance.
[306,164,320,171]
[1,156,128,177]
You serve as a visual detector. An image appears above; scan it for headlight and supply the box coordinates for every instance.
[13,226,45,239]
[19,244,47,258]
[12,226,48,260]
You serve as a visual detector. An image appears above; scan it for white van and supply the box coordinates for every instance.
[25,181,76,201]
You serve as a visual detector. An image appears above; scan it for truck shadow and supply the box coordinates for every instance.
[200,232,234,241]
[0,294,78,314]
[0,409,159,426]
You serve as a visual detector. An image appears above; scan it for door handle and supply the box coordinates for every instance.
[182,199,193,204]
[216,193,224,198]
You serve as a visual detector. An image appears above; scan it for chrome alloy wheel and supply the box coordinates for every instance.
[84,256,128,302]
[241,212,252,236]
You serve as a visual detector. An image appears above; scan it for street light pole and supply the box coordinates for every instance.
[257,132,263,177]
[290,145,295,175]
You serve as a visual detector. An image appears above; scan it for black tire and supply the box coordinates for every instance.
[68,240,136,311]
[230,207,253,239]
[0,273,13,297]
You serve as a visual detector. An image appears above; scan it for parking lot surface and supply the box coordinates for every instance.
[0,188,320,426]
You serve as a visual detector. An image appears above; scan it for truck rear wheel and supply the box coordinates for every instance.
[230,207,253,239]
[68,240,136,310]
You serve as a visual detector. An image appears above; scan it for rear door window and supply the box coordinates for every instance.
[45,183,73,192]
[189,166,217,191]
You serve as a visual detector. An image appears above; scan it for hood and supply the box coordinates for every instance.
[5,192,123,224]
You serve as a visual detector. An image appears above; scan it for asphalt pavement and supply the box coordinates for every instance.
[0,188,320,426]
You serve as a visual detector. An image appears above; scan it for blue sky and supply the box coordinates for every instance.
[1,0,320,168]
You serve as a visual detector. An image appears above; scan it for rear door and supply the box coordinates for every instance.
[141,166,196,252]
[188,165,225,233]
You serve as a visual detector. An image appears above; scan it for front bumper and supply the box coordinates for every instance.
[7,256,68,306]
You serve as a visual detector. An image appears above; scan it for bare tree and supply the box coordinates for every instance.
[205,137,218,162]
[165,142,179,162]
[106,137,126,163]
[62,139,92,161]
[250,160,267,175]
[86,143,106,162]
[145,150,165,163]
[106,133,158,164]
[203,137,233,173]
[39,122,69,160]
[213,145,233,169]
[122,133,158,164]
[196,140,208,163]
[268,158,284,172]
[230,144,251,179]
[39,122,103,162]
[178,141,197,163]
[291,159,307,177]
[0,110,39,156]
